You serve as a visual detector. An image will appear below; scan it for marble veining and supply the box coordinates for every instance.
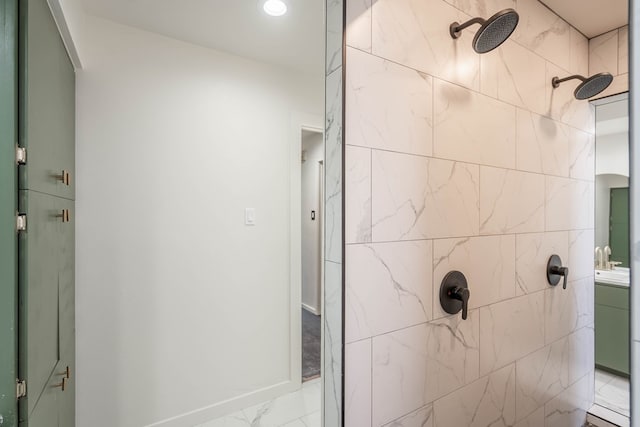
[325,68,343,263]
[480,40,547,115]
[512,0,571,72]
[345,146,372,243]
[324,262,343,427]
[515,232,568,296]
[346,240,432,342]
[588,29,619,76]
[372,313,480,425]
[433,235,515,317]
[371,0,480,90]
[442,0,514,18]
[515,336,570,421]
[434,79,516,168]
[346,0,372,51]
[326,0,344,75]
[383,404,434,427]
[346,47,434,157]
[479,292,545,375]
[345,339,372,426]
[433,364,516,427]
[516,108,569,177]
[480,167,545,234]
[544,374,592,427]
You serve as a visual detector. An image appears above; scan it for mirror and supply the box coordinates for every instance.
[593,93,630,419]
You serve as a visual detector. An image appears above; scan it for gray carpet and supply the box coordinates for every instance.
[302,309,321,381]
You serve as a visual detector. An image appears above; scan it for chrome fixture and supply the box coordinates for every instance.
[551,73,613,100]
[449,9,519,54]
[595,246,603,269]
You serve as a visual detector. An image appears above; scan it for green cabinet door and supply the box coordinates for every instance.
[19,0,75,200]
[18,192,74,427]
[609,187,629,268]
[18,0,75,426]
[0,0,18,425]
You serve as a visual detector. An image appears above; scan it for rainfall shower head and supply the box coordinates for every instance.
[552,73,614,100]
[450,9,519,54]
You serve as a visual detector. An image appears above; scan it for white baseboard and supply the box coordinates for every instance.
[147,380,300,427]
[302,303,320,316]
[588,404,630,427]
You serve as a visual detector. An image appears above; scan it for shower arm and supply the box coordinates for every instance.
[450,17,485,39]
[552,75,587,88]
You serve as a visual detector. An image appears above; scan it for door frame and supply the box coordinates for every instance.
[0,1,18,425]
[290,112,324,388]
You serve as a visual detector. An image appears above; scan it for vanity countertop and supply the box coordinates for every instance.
[595,267,630,287]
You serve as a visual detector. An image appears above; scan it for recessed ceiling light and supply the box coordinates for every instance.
[263,0,287,16]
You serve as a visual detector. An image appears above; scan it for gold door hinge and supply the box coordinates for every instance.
[16,380,26,399]
[16,214,26,232]
[15,146,26,165]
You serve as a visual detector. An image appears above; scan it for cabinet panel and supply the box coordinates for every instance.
[595,303,630,375]
[18,191,74,424]
[19,0,75,200]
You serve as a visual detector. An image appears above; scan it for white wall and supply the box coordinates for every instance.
[301,131,323,314]
[596,132,630,177]
[47,0,85,67]
[75,16,323,427]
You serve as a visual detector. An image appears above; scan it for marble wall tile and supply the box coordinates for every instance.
[544,277,594,344]
[371,0,480,90]
[371,152,480,241]
[424,158,480,239]
[516,108,569,176]
[433,364,516,427]
[346,0,372,51]
[383,405,433,427]
[544,374,591,427]
[442,0,514,18]
[569,27,589,76]
[371,151,429,242]
[515,232,568,296]
[326,0,344,74]
[515,337,570,421]
[479,292,545,375]
[345,339,372,427]
[568,326,594,384]
[512,0,571,71]
[346,240,432,342]
[568,229,595,282]
[372,313,480,425]
[588,29,619,76]
[346,146,372,244]
[480,40,546,115]
[545,61,595,132]
[346,48,433,157]
[568,128,595,181]
[514,407,545,427]
[480,167,545,234]
[619,26,629,75]
[324,261,343,427]
[545,176,594,231]
[325,68,343,263]
[434,79,516,168]
[591,72,629,100]
[433,235,515,318]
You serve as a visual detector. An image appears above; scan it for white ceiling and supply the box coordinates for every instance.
[540,0,628,38]
[81,0,627,77]
[80,0,325,76]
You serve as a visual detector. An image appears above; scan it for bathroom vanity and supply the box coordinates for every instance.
[595,268,630,375]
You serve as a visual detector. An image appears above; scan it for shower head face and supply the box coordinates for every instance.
[574,72,614,99]
[473,9,519,53]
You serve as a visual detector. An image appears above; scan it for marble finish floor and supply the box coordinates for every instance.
[197,378,321,427]
[595,369,630,417]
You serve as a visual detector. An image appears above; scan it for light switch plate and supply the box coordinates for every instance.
[245,208,256,226]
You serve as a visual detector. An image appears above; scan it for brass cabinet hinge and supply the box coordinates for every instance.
[15,146,26,165]
[16,214,26,232]
[16,380,26,399]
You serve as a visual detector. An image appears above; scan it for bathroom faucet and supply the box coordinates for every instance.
[604,246,612,270]
[595,247,603,269]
